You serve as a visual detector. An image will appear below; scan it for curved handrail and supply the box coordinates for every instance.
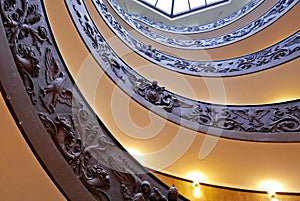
[68,0,300,142]
[106,0,298,49]
[0,0,188,200]
[92,0,300,77]
[129,0,263,34]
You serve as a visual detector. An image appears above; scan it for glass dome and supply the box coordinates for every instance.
[136,0,230,18]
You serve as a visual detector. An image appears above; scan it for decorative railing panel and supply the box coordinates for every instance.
[129,0,263,34]
[106,0,298,49]
[0,0,188,200]
[92,0,300,77]
[67,0,300,142]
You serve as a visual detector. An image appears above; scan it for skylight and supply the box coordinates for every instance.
[137,0,230,18]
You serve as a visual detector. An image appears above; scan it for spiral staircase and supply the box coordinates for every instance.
[1,0,300,200]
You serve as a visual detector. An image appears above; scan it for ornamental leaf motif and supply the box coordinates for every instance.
[68,0,300,140]
[129,0,264,34]
[104,0,297,49]
[91,0,300,77]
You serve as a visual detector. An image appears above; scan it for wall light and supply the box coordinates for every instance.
[186,172,207,199]
[193,183,201,199]
[271,194,279,201]
[259,180,283,201]
[186,171,208,184]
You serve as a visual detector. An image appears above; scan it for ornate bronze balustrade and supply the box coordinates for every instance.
[68,0,300,142]
[0,0,189,200]
[92,0,300,77]
[129,0,263,34]
[104,0,297,49]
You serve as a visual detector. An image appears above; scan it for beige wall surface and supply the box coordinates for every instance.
[0,95,65,201]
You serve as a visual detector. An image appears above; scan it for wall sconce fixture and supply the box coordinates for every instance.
[186,171,207,199]
[258,180,283,201]
[193,183,201,199]
[270,194,279,201]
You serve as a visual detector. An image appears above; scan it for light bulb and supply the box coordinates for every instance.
[271,195,279,201]
[193,184,201,199]
[186,171,207,184]
[258,180,283,196]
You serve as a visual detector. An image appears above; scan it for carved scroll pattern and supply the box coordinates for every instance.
[94,0,300,77]
[129,0,264,34]
[0,0,51,104]
[1,0,186,200]
[68,0,300,140]
[0,0,112,199]
[104,0,298,49]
